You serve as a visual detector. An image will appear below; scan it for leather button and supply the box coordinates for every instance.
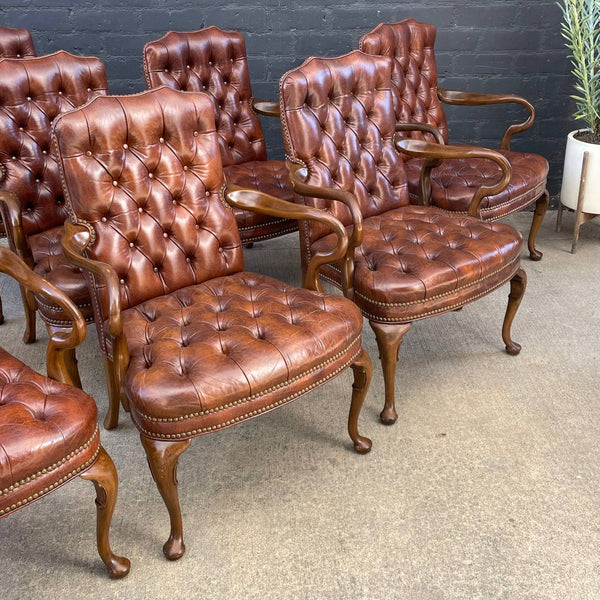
[138,207,144,213]
[101,217,107,223]
[87,87,92,92]
[186,257,191,263]
[112,180,118,186]
[153,267,159,273]
[119,278,125,284]
[159,138,164,144]
[86,151,92,156]
[163,232,168,238]
[123,143,128,149]
[58,91,63,96]
[205,191,210,197]
[26,96,31,101]
[149,173,154,179]
[218,247,224,253]
[129,242,134,248]
[183,166,188,171]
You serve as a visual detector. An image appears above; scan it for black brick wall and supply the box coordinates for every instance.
[2,0,573,200]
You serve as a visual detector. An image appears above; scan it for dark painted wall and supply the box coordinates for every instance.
[2,0,574,199]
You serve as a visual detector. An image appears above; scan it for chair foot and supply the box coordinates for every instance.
[349,348,373,454]
[141,435,191,560]
[370,321,411,425]
[502,268,527,355]
[528,190,548,261]
[80,446,130,578]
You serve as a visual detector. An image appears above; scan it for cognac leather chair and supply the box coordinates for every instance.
[56,87,372,559]
[359,19,549,261]
[0,25,36,58]
[0,246,129,578]
[0,25,36,238]
[0,51,107,390]
[143,26,299,244]
[280,50,527,425]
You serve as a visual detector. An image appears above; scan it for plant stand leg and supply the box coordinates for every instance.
[572,151,589,254]
[556,201,564,232]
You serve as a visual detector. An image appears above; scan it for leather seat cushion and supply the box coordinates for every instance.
[224,160,298,242]
[312,205,522,322]
[0,349,99,516]
[117,271,364,439]
[28,226,94,326]
[404,150,549,220]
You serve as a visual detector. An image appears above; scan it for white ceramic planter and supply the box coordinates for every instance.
[560,129,600,213]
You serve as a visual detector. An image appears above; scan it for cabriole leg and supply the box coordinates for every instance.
[80,446,130,579]
[348,348,373,454]
[369,321,412,425]
[141,436,191,561]
[502,268,527,355]
[528,190,549,261]
[103,356,127,430]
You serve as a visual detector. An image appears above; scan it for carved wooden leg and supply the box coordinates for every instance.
[102,356,126,430]
[348,348,373,454]
[20,286,36,343]
[502,268,527,356]
[46,323,82,388]
[528,190,549,261]
[141,435,191,561]
[80,446,130,578]
[370,321,412,425]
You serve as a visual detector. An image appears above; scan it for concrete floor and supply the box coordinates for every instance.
[0,210,598,599]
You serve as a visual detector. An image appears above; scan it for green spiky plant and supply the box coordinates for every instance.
[559,0,600,140]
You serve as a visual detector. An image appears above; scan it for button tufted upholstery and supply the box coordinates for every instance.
[0,246,129,578]
[0,51,108,339]
[0,25,36,59]
[55,86,372,559]
[280,50,527,425]
[359,20,549,260]
[143,27,299,243]
[0,26,36,238]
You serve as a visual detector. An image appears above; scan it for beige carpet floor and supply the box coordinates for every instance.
[0,210,598,599]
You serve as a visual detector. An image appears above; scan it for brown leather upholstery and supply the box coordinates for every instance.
[143,27,298,243]
[0,246,129,578]
[280,50,526,423]
[359,20,549,258]
[0,51,107,332]
[0,26,36,237]
[0,348,100,517]
[0,26,36,59]
[55,87,372,558]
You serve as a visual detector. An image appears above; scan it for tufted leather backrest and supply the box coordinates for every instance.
[0,25,36,58]
[53,87,244,315]
[359,20,449,144]
[0,51,107,236]
[143,27,266,168]
[280,50,409,245]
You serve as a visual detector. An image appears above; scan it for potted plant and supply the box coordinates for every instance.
[559,0,600,214]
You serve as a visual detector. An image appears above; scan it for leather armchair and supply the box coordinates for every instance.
[0,25,35,58]
[143,27,299,245]
[0,246,129,578]
[0,51,107,391]
[359,19,549,261]
[0,25,36,238]
[280,50,527,425]
[55,87,372,560]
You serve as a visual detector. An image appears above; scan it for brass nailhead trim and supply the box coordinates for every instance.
[0,425,99,498]
[135,346,363,439]
[136,335,361,423]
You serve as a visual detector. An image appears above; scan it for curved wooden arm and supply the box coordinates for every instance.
[0,190,32,265]
[226,186,349,293]
[62,221,123,340]
[0,246,86,385]
[395,121,445,145]
[286,160,363,250]
[438,88,535,150]
[395,138,512,217]
[250,98,280,117]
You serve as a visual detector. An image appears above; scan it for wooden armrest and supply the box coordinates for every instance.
[438,88,535,150]
[395,122,445,145]
[0,246,86,384]
[250,98,280,117]
[286,160,363,249]
[62,221,124,340]
[395,138,512,217]
[226,186,349,293]
[0,190,32,265]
